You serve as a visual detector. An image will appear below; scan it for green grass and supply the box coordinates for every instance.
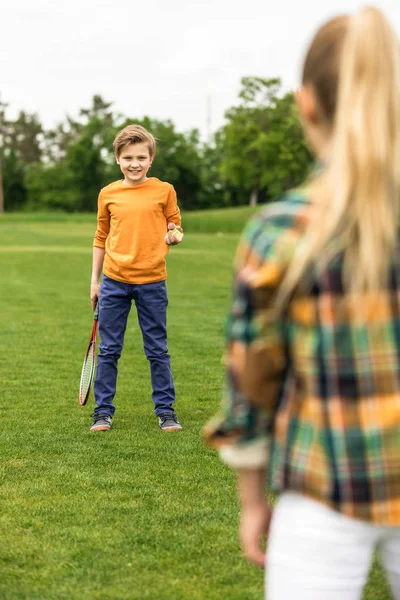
[0,212,393,599]
[0,204,258,233]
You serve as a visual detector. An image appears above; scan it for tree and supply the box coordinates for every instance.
[218,77,312,206]
[257,92,312,197]
[218,77,278,206]
[23,97,118,212]
[6,111,43,163]
[0,85,312,213]
[2,151,27,211]
[65,123,106,212]
[0,103,44,211]
[25,162,77,211]
[0,97,7,212]
[197,134,230,209]
[150,122,203,210]
[62,96,118,211]
[42,95,116,164]
[79,94,115,124]
[0,165,3,213]
[42,117,83,164]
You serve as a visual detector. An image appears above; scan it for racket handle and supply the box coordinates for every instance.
[94,302,99,320]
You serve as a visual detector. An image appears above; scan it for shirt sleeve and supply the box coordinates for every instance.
[93,190,110,248]
[203,210,290,469]
[164,185,181,227]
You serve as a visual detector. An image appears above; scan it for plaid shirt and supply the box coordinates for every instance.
[204,189,400,526]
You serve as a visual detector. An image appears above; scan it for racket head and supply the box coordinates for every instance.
[79,304,99,406]
[79,338,97,406]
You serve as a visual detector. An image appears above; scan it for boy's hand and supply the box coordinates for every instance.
[90,282,100,311]
[164,223,184,245]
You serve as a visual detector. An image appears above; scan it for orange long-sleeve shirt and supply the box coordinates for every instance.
[93,178,181,284]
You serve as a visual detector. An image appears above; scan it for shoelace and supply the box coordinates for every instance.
[160,414,178,424]
[91,413,110,423]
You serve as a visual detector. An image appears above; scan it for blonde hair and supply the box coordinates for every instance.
[280,7,400,302]
[113,124,156,158]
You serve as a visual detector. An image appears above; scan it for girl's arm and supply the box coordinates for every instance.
[203,208,294,566]
[237,468,271,568]
[203,212,288,456]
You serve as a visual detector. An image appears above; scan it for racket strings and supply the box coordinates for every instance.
[80,347,96,398]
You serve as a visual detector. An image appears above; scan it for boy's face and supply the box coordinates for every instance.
[116,142,153,186]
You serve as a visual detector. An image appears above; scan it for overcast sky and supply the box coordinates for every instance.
[2,0,400,138]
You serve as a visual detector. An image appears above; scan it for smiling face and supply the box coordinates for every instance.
[116,142,153,186]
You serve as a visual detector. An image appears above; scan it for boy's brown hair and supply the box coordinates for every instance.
[113,124,156,158]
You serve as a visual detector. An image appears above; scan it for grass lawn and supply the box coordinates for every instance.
[0,212,394,599]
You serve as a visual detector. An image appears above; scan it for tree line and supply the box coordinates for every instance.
[0,77,313,213]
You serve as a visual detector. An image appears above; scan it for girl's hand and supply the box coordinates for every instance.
[90,282,100,311]
[240,500,272,568]
[237,468,271,568]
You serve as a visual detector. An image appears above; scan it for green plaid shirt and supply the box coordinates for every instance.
[204,189,400,525]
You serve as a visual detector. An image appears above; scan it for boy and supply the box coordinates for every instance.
[89,124,183,433]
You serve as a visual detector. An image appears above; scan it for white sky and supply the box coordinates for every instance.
[1,0,400,137]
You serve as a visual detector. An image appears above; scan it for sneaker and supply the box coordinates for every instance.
[158,413,182,431]
[90,413,112,432]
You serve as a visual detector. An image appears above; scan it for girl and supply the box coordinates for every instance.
[204,7,400,599]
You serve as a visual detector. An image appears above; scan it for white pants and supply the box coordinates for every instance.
[266,492,400,600]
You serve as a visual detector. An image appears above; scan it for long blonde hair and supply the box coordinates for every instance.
[280,7,400,302]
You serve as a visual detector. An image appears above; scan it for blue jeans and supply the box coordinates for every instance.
[94,275,175,418]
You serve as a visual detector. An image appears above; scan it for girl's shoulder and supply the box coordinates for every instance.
[247,187,311,243]
[259,187,309,224]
